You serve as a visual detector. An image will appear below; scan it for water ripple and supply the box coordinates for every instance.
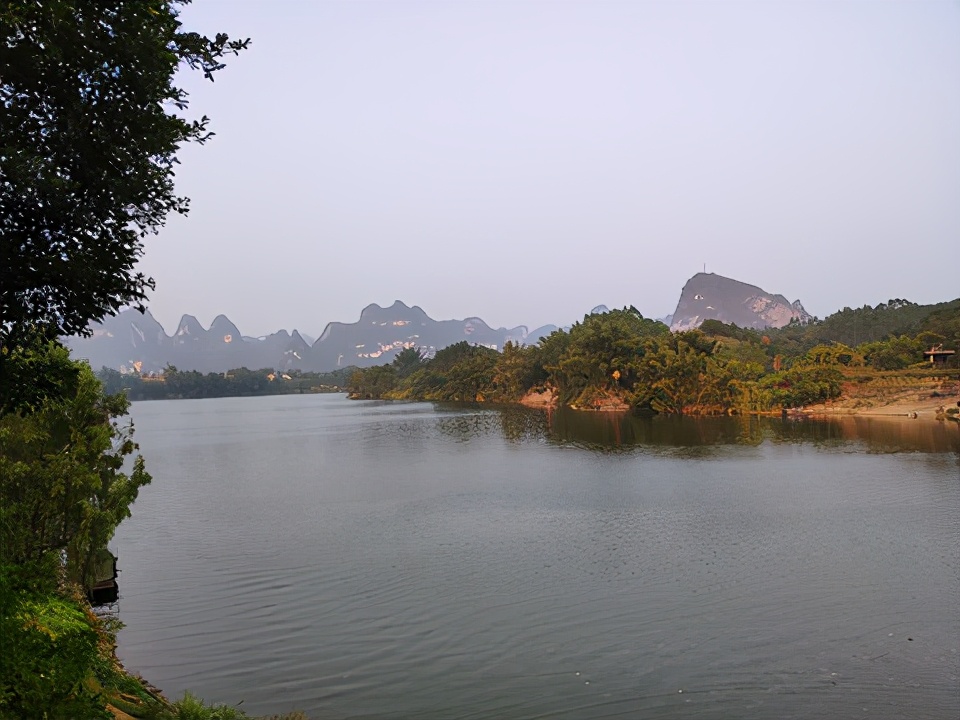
[115,396,960,719]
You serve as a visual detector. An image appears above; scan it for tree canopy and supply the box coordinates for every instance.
[348,299,960,414]
[0,0,248,342]
[0,4,249,715]
[0,350,151,585]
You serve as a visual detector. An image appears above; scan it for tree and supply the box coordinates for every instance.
[492,341,544,400]
[759,364,843,409]
[0,5,248,716]
[548,308,669,404]
[633,331,723,414]
[0,351,150,586]
[349,365,398,399]
[0,332,81,415]
[859,336,922,371]
[0,1,248,342]
[392,346,426,378]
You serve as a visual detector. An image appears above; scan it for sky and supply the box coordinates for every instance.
[139,0,960,338]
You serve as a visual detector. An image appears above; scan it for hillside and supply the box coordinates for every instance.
[670,273,811,331]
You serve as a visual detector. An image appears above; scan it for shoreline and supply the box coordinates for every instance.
[519,373,960,420]
[797,391,960,422]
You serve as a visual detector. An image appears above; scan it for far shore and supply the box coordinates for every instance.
[518,382,960,422]
[799,389,960,422]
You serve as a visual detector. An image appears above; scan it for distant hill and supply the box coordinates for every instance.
[66,274,825,374]
[670,273,811,331]
[64,302,558,374]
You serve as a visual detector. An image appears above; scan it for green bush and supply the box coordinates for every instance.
[173,691,248,720]
[0,572,109,719]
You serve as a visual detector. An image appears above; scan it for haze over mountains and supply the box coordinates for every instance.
[67,301,557,374]
[66,273,810,374]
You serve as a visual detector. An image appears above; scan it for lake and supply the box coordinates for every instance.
[115,394,959,719]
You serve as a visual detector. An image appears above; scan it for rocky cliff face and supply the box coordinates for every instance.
[670,273,811,332]
[311,300,544,369]
[64,302,557,374]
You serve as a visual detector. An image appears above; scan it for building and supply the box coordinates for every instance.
[923,344,956,367]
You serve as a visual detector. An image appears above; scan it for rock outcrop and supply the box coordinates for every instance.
[670,273,811,332]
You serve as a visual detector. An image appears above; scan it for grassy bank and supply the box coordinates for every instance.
[0,560,309,720]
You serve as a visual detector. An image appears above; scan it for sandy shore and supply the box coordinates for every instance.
[802,388,960,421]
[519,376,960,420]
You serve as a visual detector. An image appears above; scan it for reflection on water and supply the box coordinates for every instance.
[425,404,960,454]
[475,406,960,455]
[546,409,754,450]
[115,395,959,720]
[828,414,960,453]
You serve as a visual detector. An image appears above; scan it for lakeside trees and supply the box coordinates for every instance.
[0,1,248,343]
[1,2,249,716]
[0,341,153,718]
[350,300,958,414]
[0,355,150,585]
[546,308,670,406]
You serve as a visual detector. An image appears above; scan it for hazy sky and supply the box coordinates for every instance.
[140,0,959,337]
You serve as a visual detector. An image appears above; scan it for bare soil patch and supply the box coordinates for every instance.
[803,374,959,420]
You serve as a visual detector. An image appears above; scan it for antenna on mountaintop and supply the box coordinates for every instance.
[703,263,706,273]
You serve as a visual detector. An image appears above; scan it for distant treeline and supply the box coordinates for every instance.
[97,366,354,400]
[348,299,960,414]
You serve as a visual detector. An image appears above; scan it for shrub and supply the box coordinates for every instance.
[0,569,109,719]
[173,691,248,720]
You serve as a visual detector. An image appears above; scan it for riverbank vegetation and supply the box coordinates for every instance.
[0,2,312,717]
[348,300,960,415]
[97,366,352,401]
[0,343,313,720]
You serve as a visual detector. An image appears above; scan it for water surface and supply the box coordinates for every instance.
[115,395,959,719]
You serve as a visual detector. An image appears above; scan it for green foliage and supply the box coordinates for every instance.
[0,1,248,341]
[492,341,545,401]
[98,365,350,401]
[858,335,923,370]
[698,319,764,344]
[349,364,398,399]
[173,691,248,720]
[765,298,960,356]
[391,347,426,378]
[404,342,499,401]
[803,343,864,367]
[759,365,844,408]
[0,566,109,719]
[0,334,81,415]
[165,691,311,720]
[547,308,669,404]
[163,366,272,399]
[712,335,770,369]
[346,303,958,415]
[631,331,725,414]
[0,342,151,588]
[917,303,960,365]
[350,342,500,401]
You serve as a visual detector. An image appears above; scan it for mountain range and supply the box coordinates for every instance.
[66,301,557,374]
[65,273,810,374]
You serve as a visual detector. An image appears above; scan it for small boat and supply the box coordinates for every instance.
[87,548,119,606]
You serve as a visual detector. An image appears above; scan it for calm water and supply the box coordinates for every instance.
[115,395,959,719]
